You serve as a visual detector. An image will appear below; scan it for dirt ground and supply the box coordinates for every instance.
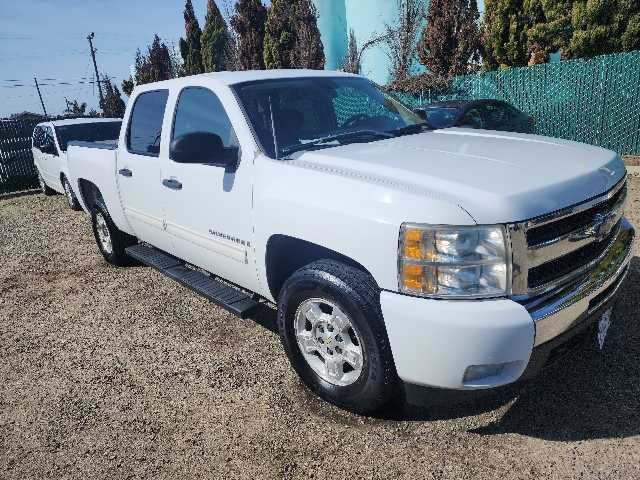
[1,179,639,480]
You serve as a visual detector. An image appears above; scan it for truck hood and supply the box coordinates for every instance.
[293,128,626,224]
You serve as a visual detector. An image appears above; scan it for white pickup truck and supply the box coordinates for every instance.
[66,70,634,414]
[32,118,121,210]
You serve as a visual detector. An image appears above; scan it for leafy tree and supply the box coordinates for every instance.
[121,35,174,96]
[569,0,640,57]
[9,112,46,121]
[202,0,229,72]
[179,0,204,75]
[263,0,324,70]
[482,0,530,69]
[417,0,481,79]
[64,100,87,116]
[100,78,126,118]
[230,0,267,70]
[524,0,572,62]
[620,0,640,51]
[384,0,426,83]
[568,0,619,57]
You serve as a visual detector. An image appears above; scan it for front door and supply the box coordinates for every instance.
[116,88,174,253]
[161,86,254,289]
[38,125,60,188]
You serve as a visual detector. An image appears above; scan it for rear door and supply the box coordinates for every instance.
[116,88,174,252]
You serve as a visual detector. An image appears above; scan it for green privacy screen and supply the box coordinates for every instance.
[391,50,640,155]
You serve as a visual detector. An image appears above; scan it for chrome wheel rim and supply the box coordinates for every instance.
[38,173,45,192]
[63,180,74,206]
[294,298,364,387]
[95,213,113,254]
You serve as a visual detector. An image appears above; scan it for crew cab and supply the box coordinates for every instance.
[66,70,634,414]
[32,118,121,209]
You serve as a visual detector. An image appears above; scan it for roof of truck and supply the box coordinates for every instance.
[204,69,359,85]
[132,69,360,93]
[37,117,122,127]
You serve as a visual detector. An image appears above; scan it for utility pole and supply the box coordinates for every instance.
[34,77,47,116]
[87,32,104,105]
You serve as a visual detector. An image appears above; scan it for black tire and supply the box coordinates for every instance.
[37,170,55,196]
[62,176,81,211]
[277,259,398,414]
[91,204,136,266]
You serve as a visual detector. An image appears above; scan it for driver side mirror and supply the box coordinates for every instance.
[170,132,238,171]
[413,108,427,120]
[40,138,56,155]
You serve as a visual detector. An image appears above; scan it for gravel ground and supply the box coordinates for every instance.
[1,180,639,480]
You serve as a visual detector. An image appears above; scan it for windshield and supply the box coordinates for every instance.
[233,77,426,158]
[422,107,460,129]
[54,121,122,151]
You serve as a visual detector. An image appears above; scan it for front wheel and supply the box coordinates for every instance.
[62,176,81,211]
[37,170,55,196]
[277,260,398,414]
[91,205,136,266]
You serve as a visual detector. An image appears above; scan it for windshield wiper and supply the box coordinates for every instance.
[281,130,394,156]
[388,123,433,137]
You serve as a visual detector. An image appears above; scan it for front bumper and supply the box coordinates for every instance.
[380,217,634,396]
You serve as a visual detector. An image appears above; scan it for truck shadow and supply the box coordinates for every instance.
[246,259,640,441]
[389,256,640,441]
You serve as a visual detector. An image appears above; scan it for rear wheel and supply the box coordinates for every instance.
[62,176,81,211]
[37,170,55,196]
[91,205,136,266]
[277,260,398,414]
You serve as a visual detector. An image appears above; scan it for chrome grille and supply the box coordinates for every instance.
[508,177,627,300]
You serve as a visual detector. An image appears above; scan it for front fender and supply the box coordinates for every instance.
[253,156,475,299]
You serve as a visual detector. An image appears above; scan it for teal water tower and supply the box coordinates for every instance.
[313,0,398,84]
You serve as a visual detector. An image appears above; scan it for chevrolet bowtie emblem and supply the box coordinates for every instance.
[570,211,618,242]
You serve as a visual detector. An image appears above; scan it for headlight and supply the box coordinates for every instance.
[398,223,510,298]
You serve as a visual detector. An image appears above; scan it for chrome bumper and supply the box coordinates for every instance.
[526,217,635,346]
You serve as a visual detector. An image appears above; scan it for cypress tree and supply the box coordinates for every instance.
[263,0,324,70]
[202,0,229,72]
[231,0,267,70]
[179,0,204,75]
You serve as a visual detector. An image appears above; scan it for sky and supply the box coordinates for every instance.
[0,0,221,118]
[0,0,480,118]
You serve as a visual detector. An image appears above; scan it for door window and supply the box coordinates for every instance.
[33,126,44,148]
[41,126,58,155]
[170,87,239,164]
[127,89,169,157]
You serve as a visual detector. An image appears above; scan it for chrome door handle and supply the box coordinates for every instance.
[162,178,182,190]
[118,168,132,177]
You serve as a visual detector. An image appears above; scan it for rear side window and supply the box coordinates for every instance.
[33,126,44,147]
[55,121,121,151]
[127,89,169,157]
[170,87,239,163]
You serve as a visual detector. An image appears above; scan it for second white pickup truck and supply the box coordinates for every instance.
[67,70,634,414]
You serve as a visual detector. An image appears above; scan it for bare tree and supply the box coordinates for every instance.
[384,0,426,83]
[341,29,391,74]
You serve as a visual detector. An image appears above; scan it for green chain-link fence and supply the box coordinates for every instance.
[391,50,640,155]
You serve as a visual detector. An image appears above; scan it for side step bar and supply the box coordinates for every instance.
[125,244,259,318]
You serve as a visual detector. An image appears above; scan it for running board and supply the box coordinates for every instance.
[125,244,259,318]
